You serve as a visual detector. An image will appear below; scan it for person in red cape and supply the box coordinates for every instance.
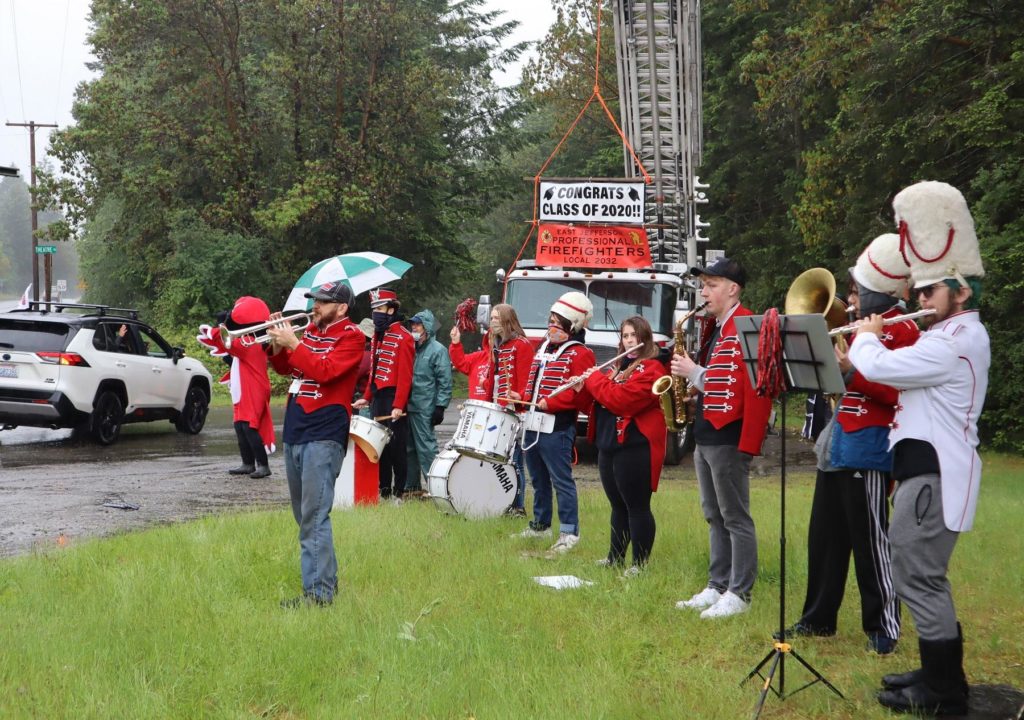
[196,296,276,478]
[575,316,666,574]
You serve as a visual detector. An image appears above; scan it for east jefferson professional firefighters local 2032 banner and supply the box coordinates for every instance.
[537,180,652,269]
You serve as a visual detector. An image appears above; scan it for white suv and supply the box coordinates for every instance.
[0,302,212,445]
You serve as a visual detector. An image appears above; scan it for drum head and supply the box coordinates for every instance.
[445,456,516,519]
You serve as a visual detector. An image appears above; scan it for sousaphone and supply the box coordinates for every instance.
[784,268,849,330]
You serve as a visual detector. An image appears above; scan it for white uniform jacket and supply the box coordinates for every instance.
[848,310,990,532]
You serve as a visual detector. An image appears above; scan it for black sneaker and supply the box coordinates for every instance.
[228,465,255,475]
[280,593,333,609]
[773,622,836,641]
[868,633,898,655]
[249,465,271,479]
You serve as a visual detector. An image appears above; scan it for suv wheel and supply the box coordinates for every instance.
[91,391,124,445]
[175,386,209,434]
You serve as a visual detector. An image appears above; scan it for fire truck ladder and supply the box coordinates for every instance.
[612,0,704,267]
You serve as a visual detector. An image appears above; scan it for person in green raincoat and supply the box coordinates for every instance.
[405,309,453,493]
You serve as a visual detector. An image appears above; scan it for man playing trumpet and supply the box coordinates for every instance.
[266,281,365,608]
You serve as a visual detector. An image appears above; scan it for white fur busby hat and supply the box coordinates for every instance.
[550,291,593,333]
[851,233,910,297]
[892,181,984,288]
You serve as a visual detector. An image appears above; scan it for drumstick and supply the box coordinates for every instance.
[373,412,407,421]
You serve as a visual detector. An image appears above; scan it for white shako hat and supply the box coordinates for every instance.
[550,291,593,333]
[851,233,910,297]
[892,180,984,289]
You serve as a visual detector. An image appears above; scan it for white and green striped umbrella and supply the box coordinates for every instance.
[283,252,413,312]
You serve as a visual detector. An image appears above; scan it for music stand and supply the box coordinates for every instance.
[732,313,846,719]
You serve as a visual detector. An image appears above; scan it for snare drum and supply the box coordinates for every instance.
[451,399,521,463]
[349,415,392,464]
[427,450,516,519]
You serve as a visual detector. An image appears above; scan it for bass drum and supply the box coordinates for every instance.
[427,450,517,519]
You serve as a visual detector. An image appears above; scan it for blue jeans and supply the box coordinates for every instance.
[512,443,526,510]
[284,440,344,602]
[523,426,578,535]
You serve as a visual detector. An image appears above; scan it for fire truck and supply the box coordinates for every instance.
[487,260,691,463]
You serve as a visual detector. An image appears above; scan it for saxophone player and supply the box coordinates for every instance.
[671,257,772,619]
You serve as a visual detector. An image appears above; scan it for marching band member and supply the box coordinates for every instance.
[576,316,666,573]
[449,303,534,514]
[850,182,989,716]
[510,292,595,553]
[353,287,415,501]
[671,257,772,619]
[782,234,918,655]
[267,281,365,607]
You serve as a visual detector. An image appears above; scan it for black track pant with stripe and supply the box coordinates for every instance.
[797,468,901,640]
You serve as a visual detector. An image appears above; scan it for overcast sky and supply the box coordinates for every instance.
[0,0,556,178]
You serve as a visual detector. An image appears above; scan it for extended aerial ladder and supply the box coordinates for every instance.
[612,0,706,269]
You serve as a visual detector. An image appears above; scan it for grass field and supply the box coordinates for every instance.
[1,454,1021,719]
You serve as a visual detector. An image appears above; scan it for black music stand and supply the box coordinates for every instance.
[732,313,847,719]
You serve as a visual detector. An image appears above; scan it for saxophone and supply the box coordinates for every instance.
[652,302,708,431]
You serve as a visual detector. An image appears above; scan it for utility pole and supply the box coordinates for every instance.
[6,121,59,303]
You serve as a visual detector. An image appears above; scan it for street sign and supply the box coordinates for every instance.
[35,245,57,254]
[57,279,67,292]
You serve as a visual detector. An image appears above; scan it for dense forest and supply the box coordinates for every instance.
[26,0,1024,450]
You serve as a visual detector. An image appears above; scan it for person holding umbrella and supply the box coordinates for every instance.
[266,281,364,608]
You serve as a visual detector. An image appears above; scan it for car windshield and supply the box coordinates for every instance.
[504,279,587,329]
[587,280,677,335]
[0,319,71,352]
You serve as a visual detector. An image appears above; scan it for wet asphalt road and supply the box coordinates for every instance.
[0,405,469,558]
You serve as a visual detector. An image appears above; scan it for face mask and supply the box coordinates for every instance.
[546,324,569,344]
[489,320,501,336]
[372,312,390,332]
[411,331,423,342]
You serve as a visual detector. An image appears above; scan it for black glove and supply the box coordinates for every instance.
[431,406,446,426]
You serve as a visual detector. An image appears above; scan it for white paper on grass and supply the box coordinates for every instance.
[532,575,594,590]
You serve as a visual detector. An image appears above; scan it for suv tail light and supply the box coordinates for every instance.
[36,352,91,367]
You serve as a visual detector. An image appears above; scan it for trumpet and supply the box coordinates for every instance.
[828,309,936,337]
[221,312,311,348]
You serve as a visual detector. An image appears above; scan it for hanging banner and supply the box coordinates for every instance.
[538,180,645,225]
[536,224,652,269]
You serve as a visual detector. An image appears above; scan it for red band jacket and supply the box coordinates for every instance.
[362,321,415,410]
[269,317,364,412]
[523,340,596,413]
[449,334,534,407]
[836,307,920,433]
[578,357,667,490]
[699,305,772,456]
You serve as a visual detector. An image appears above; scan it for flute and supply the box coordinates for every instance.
[828,309,936,337]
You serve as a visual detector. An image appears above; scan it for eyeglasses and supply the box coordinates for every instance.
[916,284,944,299]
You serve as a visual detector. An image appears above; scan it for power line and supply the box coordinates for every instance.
[54,0,72,122]
[8,0,27,121]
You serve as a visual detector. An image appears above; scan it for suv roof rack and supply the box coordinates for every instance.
[25,301,140,319]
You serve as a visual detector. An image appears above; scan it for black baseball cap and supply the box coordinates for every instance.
[690,257,747,287]
[304,281,354,304]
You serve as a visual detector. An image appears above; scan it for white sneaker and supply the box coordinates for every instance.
[595,557,613,567]
[549,532,580,553]
[622,565,641,578]
[675,587,724,611]
[700,591,751,619]
[512,525,550,539]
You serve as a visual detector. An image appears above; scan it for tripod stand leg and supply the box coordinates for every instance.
[750,650,783,720]
[788,648,845,699]
[742,647,776,686]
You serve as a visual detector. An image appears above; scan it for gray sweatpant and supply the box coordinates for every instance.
[889,473,960,640]
[694,443,757,599]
